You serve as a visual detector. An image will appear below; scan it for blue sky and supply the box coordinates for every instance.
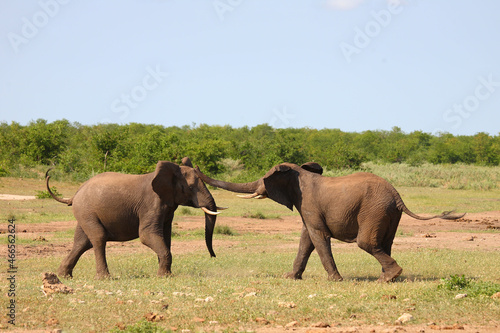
[1,0,499,135]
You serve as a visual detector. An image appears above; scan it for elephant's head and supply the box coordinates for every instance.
[152,159,221,257]
[195,162,323,212]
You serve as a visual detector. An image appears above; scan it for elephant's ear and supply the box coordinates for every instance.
[152,161,182,206]
[181,157,193,168]
[300,162,323,175]
[263,164,294,211]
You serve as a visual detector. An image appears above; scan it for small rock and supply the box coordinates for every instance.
[285,320,299,328]
[455,293,468,299]
[144,312,165,322]
[381,294,397,300]
[311,321,330,328]
[46,318,59,325]
[278,301,296,308]
[41,272,74,295]
[395,313,413,324]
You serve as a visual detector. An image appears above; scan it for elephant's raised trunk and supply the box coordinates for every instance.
[195,167,261,194]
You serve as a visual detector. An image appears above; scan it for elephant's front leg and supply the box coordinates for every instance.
[284,224,315,280]
[306,223,343,281]
[139,227,172,277]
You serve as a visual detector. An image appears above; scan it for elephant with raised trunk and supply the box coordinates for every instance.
[46,158,222,278]
[195,162,464,282]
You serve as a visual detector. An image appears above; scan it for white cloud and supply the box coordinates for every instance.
[324,0,365,10]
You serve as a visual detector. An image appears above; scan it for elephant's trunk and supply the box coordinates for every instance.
[195,167,261,194]
[204,200,217,258]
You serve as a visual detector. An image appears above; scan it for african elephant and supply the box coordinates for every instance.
[195,162,464,282]
[46,158,221,279]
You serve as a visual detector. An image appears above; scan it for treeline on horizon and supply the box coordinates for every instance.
[0,119,499,181]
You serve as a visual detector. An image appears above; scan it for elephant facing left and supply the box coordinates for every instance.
[46,158,221,279]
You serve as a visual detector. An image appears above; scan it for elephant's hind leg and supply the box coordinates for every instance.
[357,216,402,282]
[58,224,92,278]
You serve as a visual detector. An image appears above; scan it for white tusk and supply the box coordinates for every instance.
[216,206,229,210]
[237,193,260,199]
[201,207,220,215]
[255,195,267,199]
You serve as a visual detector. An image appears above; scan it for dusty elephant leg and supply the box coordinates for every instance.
[307,226,343,281]
[284,225,315,280]
[140,231,172,277]
[58,225,92,278]
[357,234,402,282]
[84,224,110,279]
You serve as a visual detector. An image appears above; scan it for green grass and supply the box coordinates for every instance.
[6,247,500,332]
[325,162,500,191]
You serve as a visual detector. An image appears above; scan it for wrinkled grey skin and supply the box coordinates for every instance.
[196,162,464,282]
[46,158,217,279]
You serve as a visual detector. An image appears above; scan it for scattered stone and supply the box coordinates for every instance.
[278,301,296,308]
[144,312,165,322]
[285,320,299,328]
[46,318,59,325]
[115,323,126,330]
[41,272,74,295]
[455,293,468,299]
[429,323,464,330]
[310,321,330,328]
[395,313,414,324]
[381,294,397,300]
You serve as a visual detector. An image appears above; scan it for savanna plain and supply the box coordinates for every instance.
[1,164,500,333]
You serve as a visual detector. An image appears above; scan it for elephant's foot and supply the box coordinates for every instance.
[57,267,73,278]
[378,266,403,283]
[327,272,343,281]
[283,271,302,280]
[157,270,172,277]
[95,270,111,280]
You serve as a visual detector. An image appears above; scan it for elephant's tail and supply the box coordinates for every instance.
[392,187,465,220]
[45,168,73,206]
